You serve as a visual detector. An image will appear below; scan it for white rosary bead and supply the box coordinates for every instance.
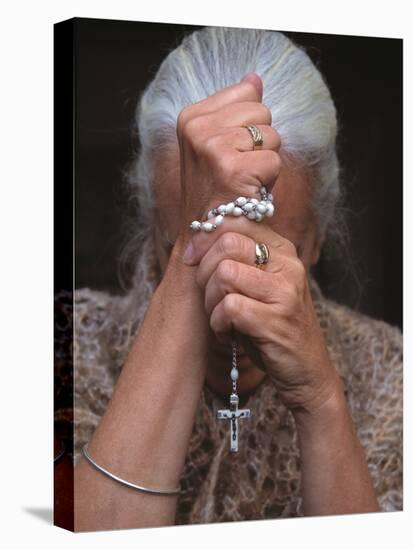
[247,211,256,220]
[255,212,263,222]
[190,221,202,231]
[233,206,243,216]
[202,222,215,232]
[230,368,239,381]
[243,202,254,212]
[225,202,235,214]
[250,198,259,205]
[214,214,224,226]
[235,196,247,206]
[265,203,275,217]
[217,204,227,214]
[257,202,267,214]
[207,210,215,219]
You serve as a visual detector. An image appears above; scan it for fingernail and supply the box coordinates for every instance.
[183,241,195,265]
[241,72,258,84]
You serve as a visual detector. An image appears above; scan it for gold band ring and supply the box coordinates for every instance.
[255,242,270,269]
[244,125,263,150]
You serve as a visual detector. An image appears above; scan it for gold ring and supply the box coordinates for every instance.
[244,125,263,150]
[255,242,270,269]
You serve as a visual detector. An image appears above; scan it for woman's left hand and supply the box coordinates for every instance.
[183,216,344,415]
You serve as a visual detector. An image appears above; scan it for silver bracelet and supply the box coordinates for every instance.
[82,443,181,496]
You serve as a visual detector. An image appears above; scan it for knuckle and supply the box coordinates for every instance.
[180,115,205,142]
[220,232,243,257]
[272,151,281,173]
[263,150,281,175]
[291,257,306,281]
[280,238,297,257]
[214,153,237,182]
[286,258,307,293]
[260,103,272,124]
[223,293,240,316]
[278,261,306,313]
[217,259,238,285]
[201,134,223,159]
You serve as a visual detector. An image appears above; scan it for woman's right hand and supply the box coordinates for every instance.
[176,73,282,228]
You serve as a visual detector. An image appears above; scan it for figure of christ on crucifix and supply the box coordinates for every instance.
[217,393,251,453]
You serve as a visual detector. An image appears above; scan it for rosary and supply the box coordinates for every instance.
[216,337,251,452]
[190,184,274,452]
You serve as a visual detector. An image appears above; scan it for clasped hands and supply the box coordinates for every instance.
[176,72,343,417]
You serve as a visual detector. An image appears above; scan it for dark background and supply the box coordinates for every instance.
[75,18,402,329]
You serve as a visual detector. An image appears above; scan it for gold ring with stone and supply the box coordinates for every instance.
[255,242,270,269]
[244,125,263,150]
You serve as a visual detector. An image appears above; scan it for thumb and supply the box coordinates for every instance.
[241,72,263,101]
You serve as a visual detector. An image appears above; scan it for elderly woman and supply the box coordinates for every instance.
[70,27,402,531]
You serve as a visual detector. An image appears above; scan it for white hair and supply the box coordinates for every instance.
[123,27,342,287]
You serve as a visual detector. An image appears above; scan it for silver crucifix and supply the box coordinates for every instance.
[217,392,251,453]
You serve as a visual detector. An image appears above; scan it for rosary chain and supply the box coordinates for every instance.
[231,338,238,394]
